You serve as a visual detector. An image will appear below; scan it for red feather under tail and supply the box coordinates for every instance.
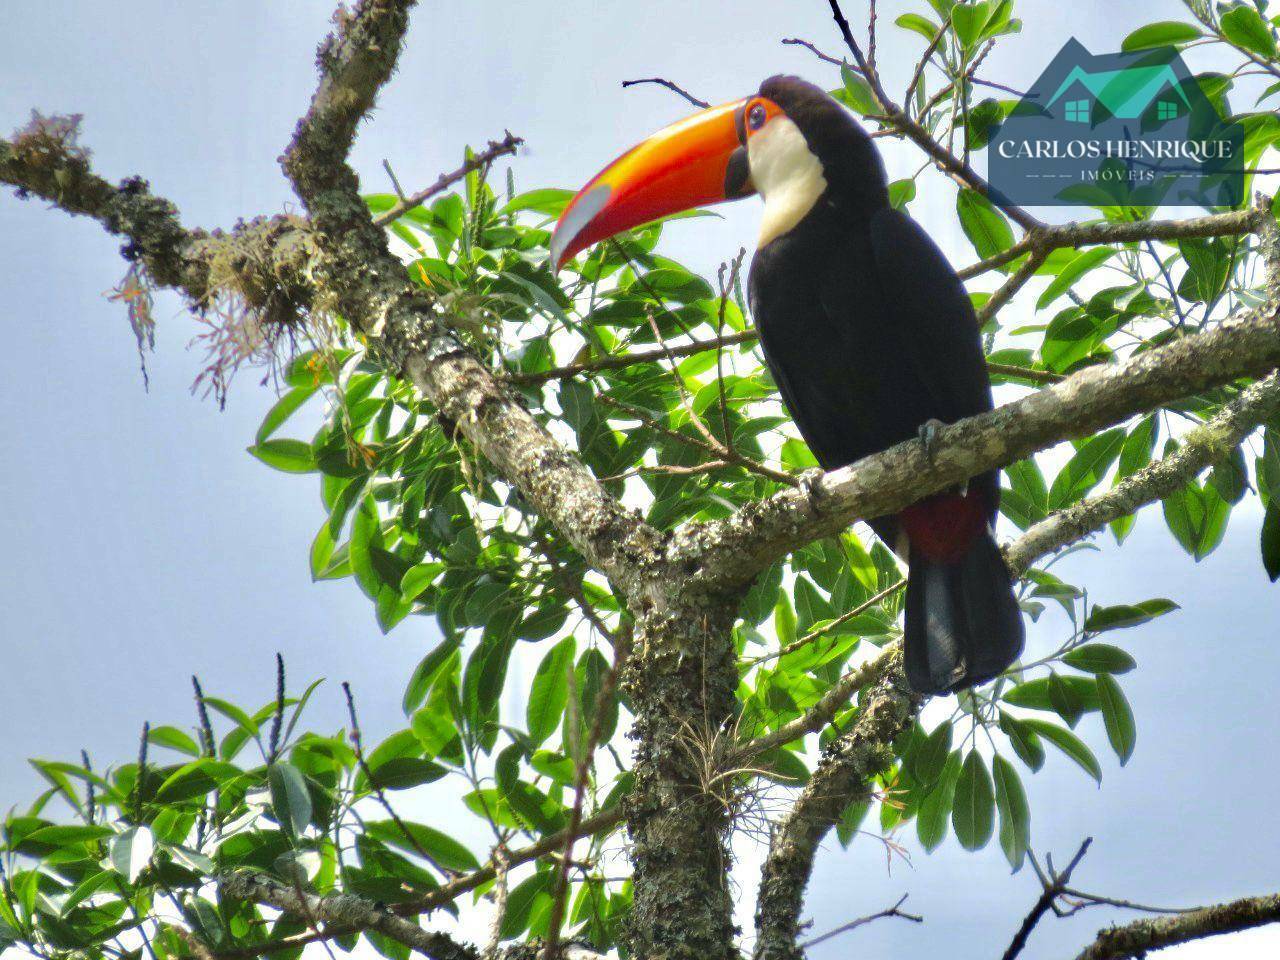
[898,488,989,563]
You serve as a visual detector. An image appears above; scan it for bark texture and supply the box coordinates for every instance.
[753,653,919,960]
[624,598,742,960]
[1073,893,1280,960]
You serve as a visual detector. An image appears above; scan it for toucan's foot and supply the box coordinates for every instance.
[799,467,827,509]
[918,418,947,464]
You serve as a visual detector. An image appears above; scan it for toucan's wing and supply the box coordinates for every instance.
[864,205,994,423]
[750,240,885,470]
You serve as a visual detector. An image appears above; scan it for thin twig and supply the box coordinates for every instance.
[747,579,904,666]
[596,393,798,486]
[781,37,845,68]
[620,77,710,109]
[511,330,1058,387]
[542,628,632,959]
[506,331,758,385]
[341,681,455,878]
[903,13,954,109]
[483,847,510,960]
[798,894,923,949]
[381,159,407,201]
[714,250,747,455]
[866,0,879,74]
[977,248,1049,326]
[1003,839,1093,960]
[372,132,522,227]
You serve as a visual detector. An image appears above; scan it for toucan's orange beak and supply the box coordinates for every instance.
[550,98,756,271]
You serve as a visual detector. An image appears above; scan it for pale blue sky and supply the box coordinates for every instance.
[2,2,1278,957]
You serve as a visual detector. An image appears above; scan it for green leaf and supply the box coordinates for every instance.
[1062,643,1137,674]
[204,697,261,738]
[1121,21,1204,51]
[256,387,317,444]
[1084,598,1178,633]
[1048,428,1126,509]
[1262,500,1280,581]
[367,757,448,791]
[26,824,114,846]
[365,820,480,872]
[1021,718,1102,782]
[526,636,576,746]
[155,758,241,802]
[1047,670,1085,728]
[59,870,117,918]
[910,721,953,786]
[1111,415,1159,543]
[951,1,989,48]
[109,826,153,883]
[957,189,1014,260]
[401,563,444,603]
[247,439,317,474]
[998,711,1045,772]
[1037,248,1116,311]
[896,12,941,42]
[1096,673,1136,765]
[917,751,961,852]
[1162,477,1231,560]
[840,65,879,115]
[403,636,462,714]
[889,179,917,210]
[268,762,313,838]
[1004,675,1100,716]
[1220,4,1277,58]
[499,871,553,938]
[774,592,797,647]
[993,755,1030,871]
[498,189,574,218]
[952,751,995,851]
[147,726,202,757]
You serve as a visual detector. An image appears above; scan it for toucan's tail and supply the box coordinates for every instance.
[901,508,1025,695]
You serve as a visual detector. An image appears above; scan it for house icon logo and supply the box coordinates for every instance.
[988,39,1243,208]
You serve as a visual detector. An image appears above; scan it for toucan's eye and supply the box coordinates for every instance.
[748,103,768,130]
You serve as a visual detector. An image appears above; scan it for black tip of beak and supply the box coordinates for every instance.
[724,146,754,200]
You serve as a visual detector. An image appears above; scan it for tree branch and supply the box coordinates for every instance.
[0,7,665,600]
[752,652,920,960]
[214,807,625,957]
[956,208,1263,281]
[509,327,1059,387]
[218,872,479,960]
[280,2,661,598]
[1003,840,1093,960]
[372,132,523,227]
[797,894,921,949]
[620,77,710,109]
[732,366,1280,770]
[816,0,1042,232]
[742,358,1280,958]
[1007,371,1280,571]
[677,295,1280,592]
[1073,892,1280,960]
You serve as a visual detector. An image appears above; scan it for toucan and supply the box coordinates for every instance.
[549,75,1024,694]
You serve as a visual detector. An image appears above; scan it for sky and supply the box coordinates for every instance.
[1,1,1278,958]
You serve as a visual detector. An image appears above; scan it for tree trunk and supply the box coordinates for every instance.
[624,589,743,960]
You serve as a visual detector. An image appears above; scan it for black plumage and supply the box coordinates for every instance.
[747,76,1024,694]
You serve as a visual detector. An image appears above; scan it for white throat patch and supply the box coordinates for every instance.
[747,115,827,247]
